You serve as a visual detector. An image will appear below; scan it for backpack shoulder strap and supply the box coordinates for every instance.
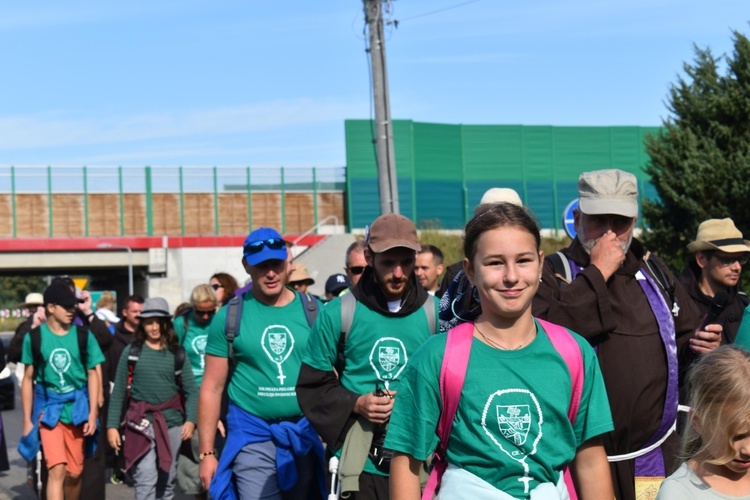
[642,252,676,304]
[76,326,89,371]
[300,292,319,327]
[422,321,474,500]
[180,309,191,343]
[224,294,244,370]
[174,345,186,377]
[339,290,356,342]
[127,342,142,394]
[536,318,584,424]
[437,322,474,443]
[30,326,43,374]
[548,251,572,285]
[423,296,437,333]
[335,292,357,374]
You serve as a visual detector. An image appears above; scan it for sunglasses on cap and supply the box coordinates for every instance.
[244,238,286,255]
[347,266,366,276]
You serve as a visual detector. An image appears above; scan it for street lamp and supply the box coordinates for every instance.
[97,243,134,296]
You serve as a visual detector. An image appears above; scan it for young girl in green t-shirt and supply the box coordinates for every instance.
[387,203,614,499]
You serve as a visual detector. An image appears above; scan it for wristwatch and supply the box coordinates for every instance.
[199,450,216,461]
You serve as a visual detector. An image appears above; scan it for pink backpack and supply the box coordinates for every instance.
[422,319,584,500]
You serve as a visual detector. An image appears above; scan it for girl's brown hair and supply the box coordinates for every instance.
[210,272,239,305]
[134,317,179,352]
[682,345,750,464]
[463,202,541,261]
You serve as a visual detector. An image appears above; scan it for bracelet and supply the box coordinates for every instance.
[199,450,216,461]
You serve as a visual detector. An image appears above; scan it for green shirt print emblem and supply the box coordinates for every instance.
[191,335,208,369]
[482,389,544,495]
[262,325,295,385]
[50,348,72,387]
[369,337,407,390]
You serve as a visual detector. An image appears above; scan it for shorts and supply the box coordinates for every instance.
[39,422,85,476]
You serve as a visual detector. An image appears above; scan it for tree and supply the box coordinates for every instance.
[643,29,750,273]
[0,276,48,310]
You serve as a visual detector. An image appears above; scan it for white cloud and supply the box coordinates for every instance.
[0,98,362,151]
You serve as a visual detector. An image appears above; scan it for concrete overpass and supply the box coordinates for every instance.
[0,233,349,310]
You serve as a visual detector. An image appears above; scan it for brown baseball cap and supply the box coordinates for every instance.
[367,213,421,253]
[578,169,638,218]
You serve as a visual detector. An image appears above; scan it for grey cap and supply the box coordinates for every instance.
[578,169,638,218]
[138,297,172,319]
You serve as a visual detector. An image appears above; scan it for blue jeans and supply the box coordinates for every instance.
[232,440,317,500]
[132,426,182,500]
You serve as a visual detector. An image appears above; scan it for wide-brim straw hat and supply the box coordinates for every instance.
[687,218,750,253]
[19,292,44,308]
[288,264,315,286]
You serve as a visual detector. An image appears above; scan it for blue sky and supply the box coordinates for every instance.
[1,1,747,168]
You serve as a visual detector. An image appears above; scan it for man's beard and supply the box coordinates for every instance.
[577,224,633,256]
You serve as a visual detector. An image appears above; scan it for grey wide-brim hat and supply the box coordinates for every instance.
[138,297,172,319]
[687,218,750,253]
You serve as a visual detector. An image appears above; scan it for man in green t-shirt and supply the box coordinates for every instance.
[198,227,325,499]
[297,213,439,500]
[19,283,104,500]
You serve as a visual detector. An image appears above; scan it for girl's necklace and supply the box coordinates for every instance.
[474,322,536,351]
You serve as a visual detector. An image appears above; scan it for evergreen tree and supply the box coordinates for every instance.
[643,30,750,273]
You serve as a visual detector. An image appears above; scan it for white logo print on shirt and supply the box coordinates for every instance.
[49,348,72,387]
[191,335,208,369]
[261,325,295,385]
[369,337,407,391]
[482,389,543,494]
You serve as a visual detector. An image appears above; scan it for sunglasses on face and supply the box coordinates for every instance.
[347,266,366,276]
[194,309,216,319]
[244,238,286,255]
[712,254,749,268]
[210,283,223,291]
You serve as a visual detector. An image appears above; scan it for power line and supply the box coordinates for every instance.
[398,0,480,23]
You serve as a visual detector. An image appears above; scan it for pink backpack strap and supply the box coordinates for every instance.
[422,322,474,500]
[537,318,584,500]
[536,319,583,424]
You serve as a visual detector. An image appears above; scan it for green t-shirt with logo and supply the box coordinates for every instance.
[21,324,105,424]
[205,290,315,420]
[383,320,613,498]
[174,313,211,387]
[302,294,439,475]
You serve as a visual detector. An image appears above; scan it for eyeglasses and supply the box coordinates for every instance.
[712,254,749,268]
[210,283,223,291]
[194,309,216,319]
[244,238,286,255]
[347,266,366,276]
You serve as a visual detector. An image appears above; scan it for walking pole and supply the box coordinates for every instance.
[328,456,340,500]
[36,450,42,498]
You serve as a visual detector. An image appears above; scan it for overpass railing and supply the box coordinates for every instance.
[0,166,346,238]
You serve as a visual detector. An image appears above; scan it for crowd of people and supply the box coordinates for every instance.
[7,167,750,500]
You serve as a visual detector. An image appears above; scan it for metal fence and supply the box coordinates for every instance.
[0,166,346,237]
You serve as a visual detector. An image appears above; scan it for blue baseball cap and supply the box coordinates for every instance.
[243,227,288,266]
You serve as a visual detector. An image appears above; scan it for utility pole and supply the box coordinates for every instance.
[364,0,399,215]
